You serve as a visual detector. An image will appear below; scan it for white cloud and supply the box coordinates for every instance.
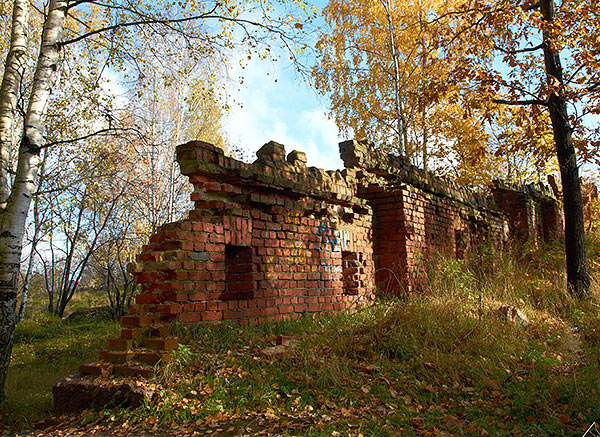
[223,56,345,170]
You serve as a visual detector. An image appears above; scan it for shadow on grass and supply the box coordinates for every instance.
[0,313,119,432]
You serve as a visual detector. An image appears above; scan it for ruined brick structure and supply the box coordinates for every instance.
[492,180,563,246]
[79,139,561,378]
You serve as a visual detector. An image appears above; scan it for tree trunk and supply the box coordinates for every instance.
[0,0,67,401]
[0,0,29,210]
[17,155,45,323]
[17,234,37,323]
[421,109,428,171]
[382,0,405,156]
[0,0,30,403]
[540,0,590,297]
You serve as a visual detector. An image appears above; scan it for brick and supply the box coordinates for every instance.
[113,364,154,378]
[227,281,255,292]
[99,350,133,364]
[121,315,153,327]
[79,363,104,376]
[134,351,172,366]
[148,325,170,338]
[150,304,183,315]
[136,273,157,283]
[107,338,133,351]
[164,293,188,302]
[223,310,241,319]
[201,312,223,321]
[188,292,208,301]
[178,313,202,323]
[121,328,144,340]
[136,293,164,304]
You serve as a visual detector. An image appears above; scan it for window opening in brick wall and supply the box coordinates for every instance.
[224,245,255,300]
[342,251,361,295]
[455,230,466,259]
[541,202,559,242]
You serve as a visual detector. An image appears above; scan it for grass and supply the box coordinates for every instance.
[0,312,119,432]
[4,241,600,435]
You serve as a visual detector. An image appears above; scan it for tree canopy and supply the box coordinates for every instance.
[314,0,598,295]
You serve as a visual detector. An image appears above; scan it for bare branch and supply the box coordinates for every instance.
[587,82,600,93]
[425,7,482,25]
[493,98,547,106]
[494,43,543,54]
[59,9,218,46]
[42,126,139,148]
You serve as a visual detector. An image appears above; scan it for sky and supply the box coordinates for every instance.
[222,57,345,170]
[220,0,347,171]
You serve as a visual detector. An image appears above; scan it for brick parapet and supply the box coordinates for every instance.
[127,140,377,330]
[340,139,493,211]
[492,179,557,202]
[177,140,368,209]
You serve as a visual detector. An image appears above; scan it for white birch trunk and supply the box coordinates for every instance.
[17,191,41,323]
[0,0,67,401]
[0,0,29,210]
[382,0,405,156]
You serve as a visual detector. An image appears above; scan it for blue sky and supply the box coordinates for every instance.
[223,57,345,170]
[222,0,347,170]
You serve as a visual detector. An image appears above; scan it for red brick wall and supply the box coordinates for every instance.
[127,139,561,319]
[341,140,509,294]
[83,138,562,378]
[129,141,376,326]
[492,181,563,246]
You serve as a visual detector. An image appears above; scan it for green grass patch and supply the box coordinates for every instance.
[103,298,599,434]
[107,243,600,435]
[0,312,119,432]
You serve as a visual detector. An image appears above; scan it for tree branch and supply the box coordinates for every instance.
[587,82,600,93]
[494,43,543,54]
[493,98,547,106]
[43,126,138,148]
[58,9,217,46]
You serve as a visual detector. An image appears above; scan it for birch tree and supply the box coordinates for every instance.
[313,0,492,174]
[0,0,314,402]
[382,0,406,156]
[0,0,28,210]
[40,142,125,317]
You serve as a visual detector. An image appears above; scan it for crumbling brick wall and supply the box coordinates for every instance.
[80,138,562,378]
[130,140,377,327]
[492,180,563,246]
[340,140,510,294]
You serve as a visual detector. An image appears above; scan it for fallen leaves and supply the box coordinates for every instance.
[20,299,600,437]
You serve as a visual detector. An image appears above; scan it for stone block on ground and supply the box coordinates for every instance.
[53,374,156,415]
[497,304,530,327]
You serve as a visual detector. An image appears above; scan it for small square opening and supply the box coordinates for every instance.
[342,251,361,295]
[224,245,255,300]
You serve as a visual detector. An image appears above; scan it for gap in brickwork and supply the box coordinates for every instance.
[342,251,360,295]
[455,229,466,259]
[224,245,256,300]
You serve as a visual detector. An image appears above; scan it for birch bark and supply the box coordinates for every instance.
[0,0,67,401]
[382,0,406,156]
[0,0,29,210]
